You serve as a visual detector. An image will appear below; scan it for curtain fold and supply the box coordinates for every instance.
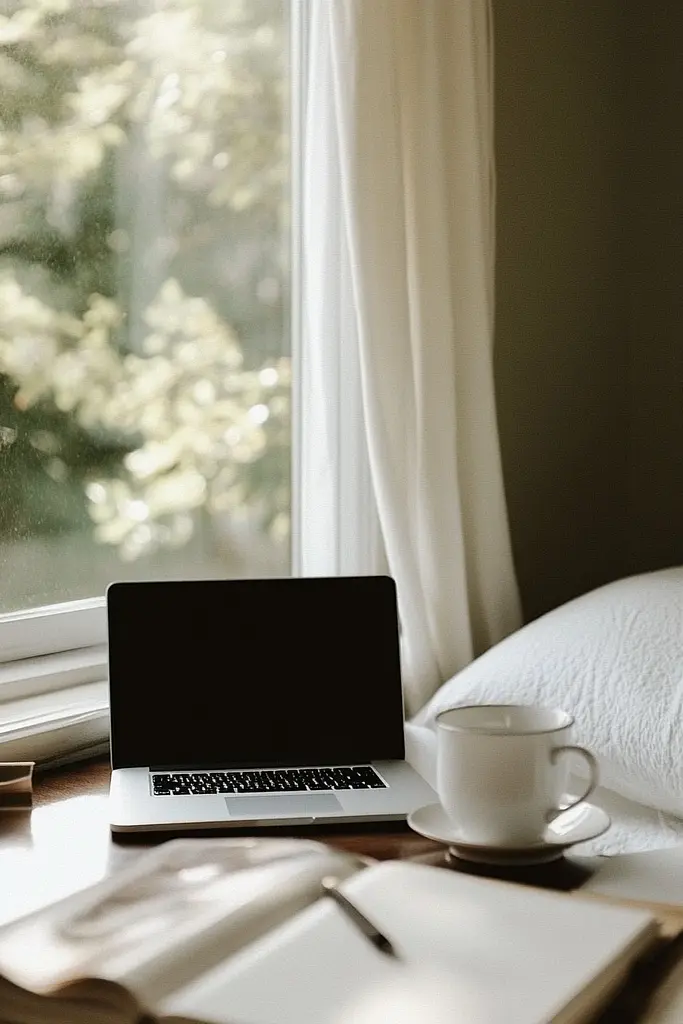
[304,0,521,716]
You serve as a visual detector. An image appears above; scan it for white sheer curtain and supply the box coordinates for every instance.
[300,0,521,717]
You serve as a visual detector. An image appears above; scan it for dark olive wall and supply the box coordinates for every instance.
[624,6,683,578]
[494,1,682,621]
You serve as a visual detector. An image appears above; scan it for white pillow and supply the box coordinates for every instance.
[412,566,683,818]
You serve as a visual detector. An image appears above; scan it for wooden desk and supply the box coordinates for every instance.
[0,757,442,928]
[4,758,683,1022]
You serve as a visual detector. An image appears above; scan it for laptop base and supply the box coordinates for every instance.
[109,759,436,833]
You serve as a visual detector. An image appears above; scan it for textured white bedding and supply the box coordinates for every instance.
[405,565,683,856]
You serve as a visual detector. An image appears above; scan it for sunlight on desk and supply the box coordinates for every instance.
[0,795,115,926]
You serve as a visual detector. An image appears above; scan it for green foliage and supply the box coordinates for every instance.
[0,0,291,558]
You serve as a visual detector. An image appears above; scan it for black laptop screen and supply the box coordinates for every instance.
[107,576,406,769]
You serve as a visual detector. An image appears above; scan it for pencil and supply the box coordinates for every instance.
[321,877,398,958]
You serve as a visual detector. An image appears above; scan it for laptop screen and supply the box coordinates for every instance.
[107,576,406,770]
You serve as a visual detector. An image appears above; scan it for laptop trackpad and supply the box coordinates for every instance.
[224,793,342,819]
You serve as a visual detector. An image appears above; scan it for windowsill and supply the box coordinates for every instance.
[0,680,109,766]
[0,646,108,701]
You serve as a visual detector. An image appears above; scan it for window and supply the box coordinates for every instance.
[0,0,298,751]
[0,0,293,622]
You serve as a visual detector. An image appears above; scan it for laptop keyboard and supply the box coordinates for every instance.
[151,765,387,796]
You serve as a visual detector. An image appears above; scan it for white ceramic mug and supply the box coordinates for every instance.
[435,704,598,848]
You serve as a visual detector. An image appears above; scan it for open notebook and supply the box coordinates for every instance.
[0,838,661,1024]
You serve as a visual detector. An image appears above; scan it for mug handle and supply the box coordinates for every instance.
[548,745,599,821]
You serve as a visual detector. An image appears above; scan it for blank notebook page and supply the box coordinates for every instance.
[162,861,656,1024]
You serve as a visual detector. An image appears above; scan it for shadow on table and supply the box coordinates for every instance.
[409,846,601,892]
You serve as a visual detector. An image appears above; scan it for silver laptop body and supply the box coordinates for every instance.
[107,576,436,833]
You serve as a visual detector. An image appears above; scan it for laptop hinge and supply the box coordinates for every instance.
[149,765,236,772]
[148,762,375,773]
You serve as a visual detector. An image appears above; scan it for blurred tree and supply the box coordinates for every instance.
[0,0,291,559]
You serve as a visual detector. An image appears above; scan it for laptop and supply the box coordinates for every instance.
[107,575,436,832]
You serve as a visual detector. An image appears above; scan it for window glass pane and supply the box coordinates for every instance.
[0,0,291,614]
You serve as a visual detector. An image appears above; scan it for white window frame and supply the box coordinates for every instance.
[0,599,109,762]
[0,599,106,666]
[292,1,383,581]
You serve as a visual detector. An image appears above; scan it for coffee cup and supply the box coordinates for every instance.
[435,704,598,848]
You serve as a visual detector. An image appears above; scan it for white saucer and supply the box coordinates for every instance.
[407,801,611,866]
